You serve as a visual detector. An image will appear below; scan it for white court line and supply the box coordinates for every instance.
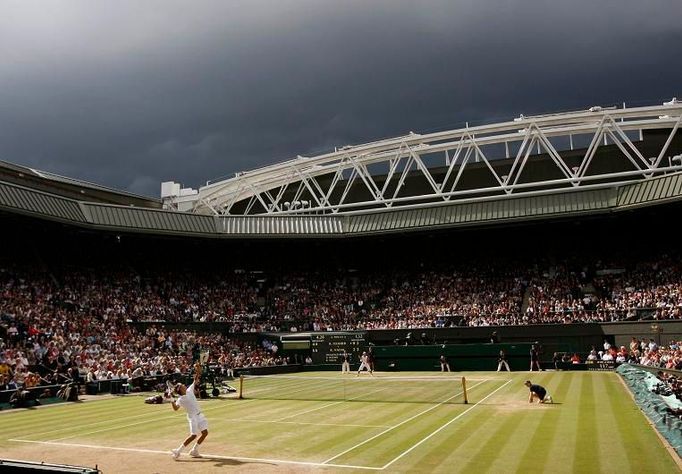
[48,396,254,442]
[245,375,495,381]
[7,439,383,471]
[49,415,177,442]
[322,379,486,465]
[18,407,167,439]
[274,400,346,422]
[274,385,393,422]
[46,374,375,442]
[381,379,513,470]
[244,376,312,395]
[17,389,252,439]
[20,375,306,440]
[231,419,389,428]
[273,377,485,423]
[243,375,333,398]
[35,376,484,442]
[48,391,391,442]
[46,374,316,442]
[48,412,386,443]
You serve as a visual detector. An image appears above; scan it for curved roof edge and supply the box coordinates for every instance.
[0,160,162,208]
[170,100,682,216]
[2,172,682,237]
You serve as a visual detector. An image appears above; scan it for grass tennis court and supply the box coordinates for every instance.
[2,371,680,473]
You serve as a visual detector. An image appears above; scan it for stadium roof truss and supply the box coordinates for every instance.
[3,100,682,237]
[183,102,682,216]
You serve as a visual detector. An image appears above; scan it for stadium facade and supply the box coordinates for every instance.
[2,99,682,377]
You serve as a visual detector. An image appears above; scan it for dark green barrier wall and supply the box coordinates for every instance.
[372,343,572,371]
[127,321,682,372]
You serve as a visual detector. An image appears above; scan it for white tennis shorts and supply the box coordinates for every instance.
[188,413,209,435]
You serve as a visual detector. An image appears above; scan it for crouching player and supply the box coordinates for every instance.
[525,380,553,404]
[171,362,209,460]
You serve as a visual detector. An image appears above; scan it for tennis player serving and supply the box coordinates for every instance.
[171,362,209,460]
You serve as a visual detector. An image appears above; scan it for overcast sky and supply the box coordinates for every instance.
[0,0,680,196]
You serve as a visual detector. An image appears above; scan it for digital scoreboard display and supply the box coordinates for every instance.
[310,332,367,364]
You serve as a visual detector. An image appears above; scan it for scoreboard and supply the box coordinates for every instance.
[310,332,367,364]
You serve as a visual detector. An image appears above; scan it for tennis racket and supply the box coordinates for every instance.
[166,380,175,400]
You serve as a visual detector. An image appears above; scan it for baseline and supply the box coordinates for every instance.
[7,439,382,471]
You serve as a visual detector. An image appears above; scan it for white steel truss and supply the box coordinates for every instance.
[171,100,682,215]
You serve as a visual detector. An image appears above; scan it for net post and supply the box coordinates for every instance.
[462,376,468,404]
[239,375,244,399]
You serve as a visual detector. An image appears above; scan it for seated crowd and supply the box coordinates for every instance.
[1,251,682,393]
[0,319,285,393]
[1,253,682,335]
[578,338,681,370]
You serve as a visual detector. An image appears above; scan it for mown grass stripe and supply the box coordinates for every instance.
[459,411,526,472]
[4,371,681,473]
[596,374,632,469]
[7,439,382,471]
[601,373,665,471]
[323,380,487,464]
[297,401,420,457]
[5,399,132,424]
[26,398,241,442]
[545,373,591,472]
[404,404,492,471]
[356,380,510,468]
[380,380,512,470]
[414,394,516,472]
[405,386,520,471]
[600,374,646,472]
[573,373,600,472]
[301,394,476,459]
[5,400,163,439]
[514,370,574,471]
[356,408,466,465]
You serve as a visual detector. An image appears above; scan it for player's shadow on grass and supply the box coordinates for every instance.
[177,457,275,468]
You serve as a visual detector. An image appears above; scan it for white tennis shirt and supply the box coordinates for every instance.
[177,383,201,417]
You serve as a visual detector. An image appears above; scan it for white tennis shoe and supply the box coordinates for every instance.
[190,447,202,458]
[171,448,181,460]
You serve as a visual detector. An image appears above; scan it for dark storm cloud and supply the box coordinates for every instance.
[0,0,680,196]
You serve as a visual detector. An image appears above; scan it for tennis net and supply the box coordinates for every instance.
[238,375,471,404]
